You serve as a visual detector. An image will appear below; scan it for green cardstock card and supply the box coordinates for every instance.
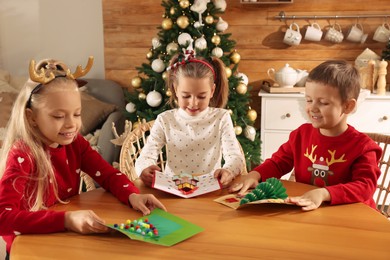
[106,208,204,246]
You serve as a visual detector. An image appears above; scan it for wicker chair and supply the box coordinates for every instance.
[118,119,247,181]
[365,132,390,218]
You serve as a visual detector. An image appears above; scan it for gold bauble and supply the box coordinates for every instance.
[211,34,221,45]
[205,15,214,24]
[170,7,176,15]
[146,50,153,59]
[131,76,142,88]
[247,109,258,122]
[138,93,146,100]
[177,15,190,29]
[162,71,168,80]
[236,83,248,94]
[234,125,243,135]
[179,0,190,9]
[166,89,172,97]
[162,18,173,30]
[225,67,232,78]
[230,50,241,64]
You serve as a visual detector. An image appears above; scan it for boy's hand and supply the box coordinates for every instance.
[140,165,161,187]
[214,169,235,187]
[129,193,167,215]
[228,171,261,196]
[64,210,109,234]
[285,188,330,211]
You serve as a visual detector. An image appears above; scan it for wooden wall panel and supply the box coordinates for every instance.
[102,0,390,109]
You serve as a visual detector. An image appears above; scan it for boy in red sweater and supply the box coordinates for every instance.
[231,60,382,211]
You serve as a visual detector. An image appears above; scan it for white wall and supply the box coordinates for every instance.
[0,0,104,78]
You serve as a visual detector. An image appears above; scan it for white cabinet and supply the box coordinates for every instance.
[258,91,390,163]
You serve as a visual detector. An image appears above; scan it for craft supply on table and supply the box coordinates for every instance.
[106,208,203,246]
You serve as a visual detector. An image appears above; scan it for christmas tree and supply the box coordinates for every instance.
[123,0,260,169]
[382,38,390,61]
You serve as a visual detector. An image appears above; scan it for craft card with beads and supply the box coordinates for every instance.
[215,178,293,209]
[152,171,222,198]
[106,208,203,246]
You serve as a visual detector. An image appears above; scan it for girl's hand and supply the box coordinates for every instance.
[228,171,261,196]
[64,210,109,234]
[285,188,330,211]
[140,165,161,187]
[129,193,167,215]
[214,169,235,187]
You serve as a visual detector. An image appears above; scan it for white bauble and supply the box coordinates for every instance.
[211,47,223,58]
[151,58,165,73]
[216,17,228,32]
[125,102,136,113]
[195,37,207,50]
[212,0,227,11]
[236,72,249,85]
[178,33,192,45]
[146,90,163,107]
[166,42,179,54]
[152,37,161,49]
[244,125,256,141]
[194,21,202,28]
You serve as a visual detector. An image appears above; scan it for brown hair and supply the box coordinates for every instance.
[166,54,229,108]
[306,60,361,103]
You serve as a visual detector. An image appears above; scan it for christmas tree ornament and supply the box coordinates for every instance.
[211,47,223,58]
[166,42,179,54]
[177,15,190,29]
[151,58,165,73]
[179,0,190,9]
[228,109,233,115]
[162,18,173,30]
[152,37,161,49]
[225,67,232,78]
[211,34,221,45]
[166,89,172,97]
[162,71,168,80]
[146,90,163,107]
[138,92,146,100]
[178,33,193,45]
[236,82,247,94]
[125,102,136,113]
[244,125,256,141]
[146,50,153,59]
[235,72,249,85]
[191,0,210,26]
[212,0,227,11]
[131,76,142,88]
[216,17,228,32]
[230,50,241,64]
[247,109,257,122]
[170,7,176,15]
[195,36,207,50]
[205,15,214,25]
[234,125,243,135]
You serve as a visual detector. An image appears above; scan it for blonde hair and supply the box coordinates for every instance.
[167,55,229,108]
[0,67,78,211]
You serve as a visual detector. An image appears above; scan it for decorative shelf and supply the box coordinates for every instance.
[240,0,293,4]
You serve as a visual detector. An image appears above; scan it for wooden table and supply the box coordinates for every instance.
[11,180,390,260]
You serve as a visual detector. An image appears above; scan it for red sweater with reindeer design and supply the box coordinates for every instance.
[254,123,382,209]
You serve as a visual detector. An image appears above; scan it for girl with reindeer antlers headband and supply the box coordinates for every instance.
[0,57,166,257]
[135,47,245,188]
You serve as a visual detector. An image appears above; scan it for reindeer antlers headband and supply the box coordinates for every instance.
[26,56,94,108]
[29,56,94,84]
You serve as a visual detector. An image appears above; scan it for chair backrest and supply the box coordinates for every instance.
[78,171,96,193]
[365,132,390,218]
[119,120,166,181]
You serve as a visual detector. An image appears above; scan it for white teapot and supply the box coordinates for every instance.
[267,64,303,88]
